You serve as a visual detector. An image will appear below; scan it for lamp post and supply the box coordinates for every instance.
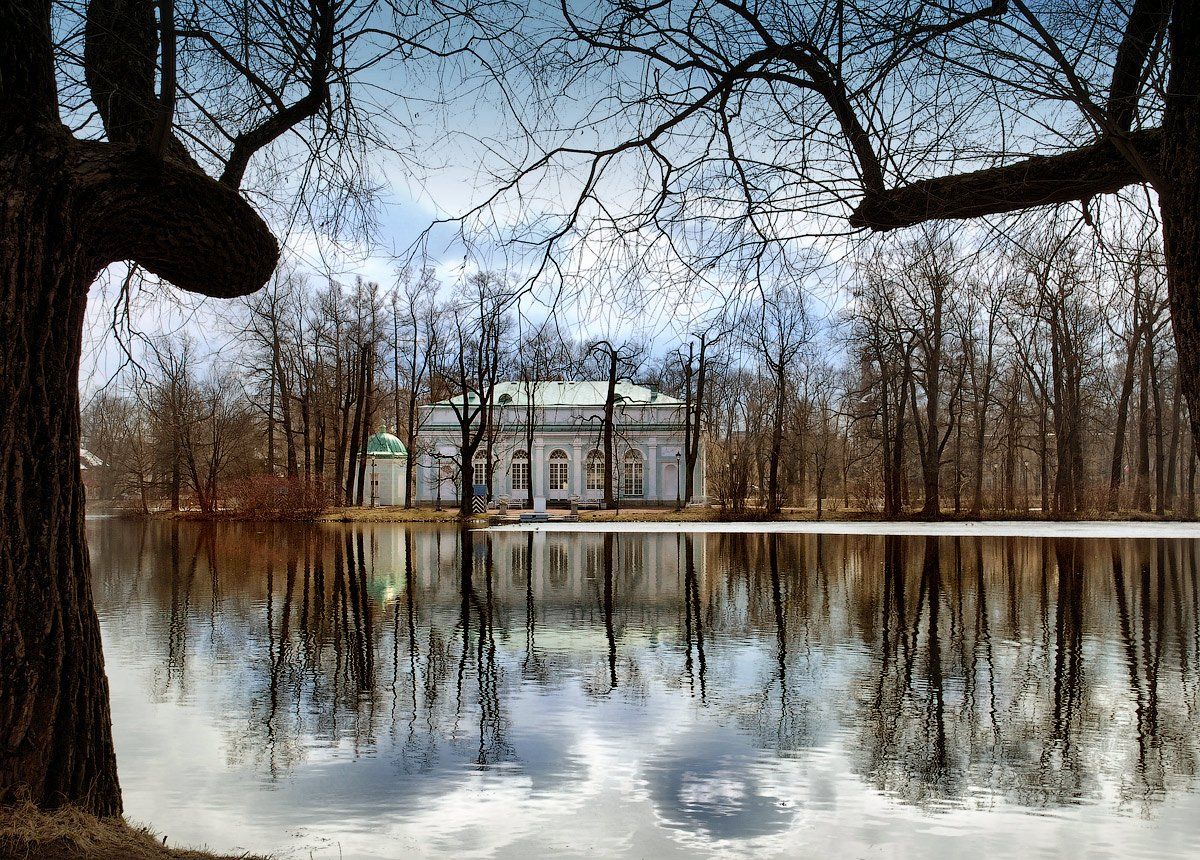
[675,450,682,511]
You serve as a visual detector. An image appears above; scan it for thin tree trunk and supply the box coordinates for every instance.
[405,387,419,508]
[1108,332,1139,511]
[602,352,618,507]
[1136,344,1152,511]
[1148,335,1166,515]
[355,346,374,506]
[275,345,298,480]
[1187,433,1197,518]
[768,363,785,515]
[266,361,276,475]
[345,348,366,504]
[1165,374,1182,510]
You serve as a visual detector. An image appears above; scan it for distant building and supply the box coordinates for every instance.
[361,428,408,506]
[80,448,104,495]
[415,381,704,506]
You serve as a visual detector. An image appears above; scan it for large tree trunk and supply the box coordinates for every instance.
[3,0,282,817]
[1162,2,1200,463]
[1,147,121,815]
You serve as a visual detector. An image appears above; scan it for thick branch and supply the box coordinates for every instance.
[849,128,1160,231]
[71,141,279,298]
[0,0,57,124]
[84,0,158,144]
[84,0,197,167]
[1108,0,1169,132]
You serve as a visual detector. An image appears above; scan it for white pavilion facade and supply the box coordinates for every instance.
[414,381,704,507]
[361,427,409,505]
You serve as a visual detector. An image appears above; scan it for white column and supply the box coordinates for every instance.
[571,441,583,497]
[646,437,658,500]
[496,444,510,498]
[533,440,545,499]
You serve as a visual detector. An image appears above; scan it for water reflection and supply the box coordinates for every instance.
[87,521,1200,858]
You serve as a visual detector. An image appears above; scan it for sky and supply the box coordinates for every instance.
[73,0,1128,401]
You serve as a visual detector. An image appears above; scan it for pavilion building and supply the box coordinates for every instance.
[414,381,704,507]
[362,427,409,506]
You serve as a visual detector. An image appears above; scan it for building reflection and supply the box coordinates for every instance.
[87,521,1200,826]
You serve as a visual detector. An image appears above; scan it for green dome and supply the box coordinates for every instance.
[366,427,407,458]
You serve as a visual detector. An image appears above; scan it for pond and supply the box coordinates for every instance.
[87,519,1200,858]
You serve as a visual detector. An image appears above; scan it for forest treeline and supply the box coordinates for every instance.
[84,226,1190,519]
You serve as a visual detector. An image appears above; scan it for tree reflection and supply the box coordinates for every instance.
[86,521,1200,818]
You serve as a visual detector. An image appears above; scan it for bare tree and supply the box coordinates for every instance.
[393,269,442,507]
[584,339,646,508]
[744,286,812,514]
[454,0,1197,496]
[178,368,258,513]
[439,274,512,516]
[675,320,728,505]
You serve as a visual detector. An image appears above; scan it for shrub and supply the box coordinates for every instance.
[226,475,330,520]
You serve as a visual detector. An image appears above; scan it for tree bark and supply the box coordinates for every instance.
[2,0,298,816]
[1161,1,1200,459]
[1,145,121,815]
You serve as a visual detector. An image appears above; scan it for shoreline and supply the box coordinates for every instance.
[88,504,1200,528]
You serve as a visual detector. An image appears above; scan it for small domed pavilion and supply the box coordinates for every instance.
[361,426,408,505]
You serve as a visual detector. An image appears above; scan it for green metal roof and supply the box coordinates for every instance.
[366,428,407,457]
[433,381,683,408]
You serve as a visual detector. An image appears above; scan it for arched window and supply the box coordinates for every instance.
[586,450,605,491]
[510,450,530,491]
[623,449,644,497]
[548,449,570,492]
[472,458,487,488]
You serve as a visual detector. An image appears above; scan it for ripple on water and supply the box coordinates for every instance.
[87,521,1200,858]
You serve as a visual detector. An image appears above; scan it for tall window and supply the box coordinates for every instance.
[623,450,644,497]
[586,450,605,491]
[549,449,570,492]
[473,458,487,487]
[511,450,530,491]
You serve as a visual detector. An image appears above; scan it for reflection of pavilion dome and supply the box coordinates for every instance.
[366,427,407,458]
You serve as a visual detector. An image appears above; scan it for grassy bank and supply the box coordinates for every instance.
[0,803,264,860]
[314,505,467,523]
[104,505,467,524]
[97,503,1200,525]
